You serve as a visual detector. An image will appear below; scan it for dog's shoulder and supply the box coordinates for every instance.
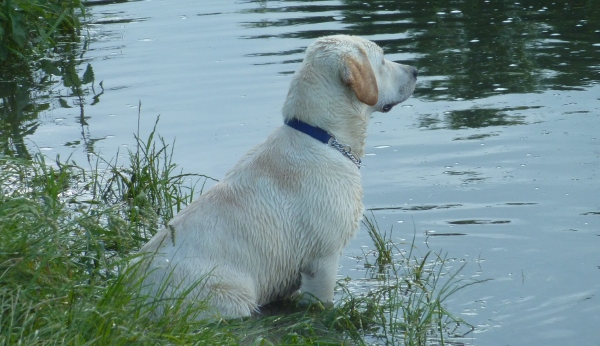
[240,126,361,187]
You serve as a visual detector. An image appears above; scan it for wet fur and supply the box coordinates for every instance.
[133,35,417,318]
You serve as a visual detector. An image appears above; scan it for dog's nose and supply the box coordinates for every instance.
[411,67,418,79]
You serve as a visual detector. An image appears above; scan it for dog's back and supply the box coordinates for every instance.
[136,126,362,317]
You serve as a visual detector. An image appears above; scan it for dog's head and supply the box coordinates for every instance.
[282,35,417,157]
[333,35,417,113]
[284,35,417,120]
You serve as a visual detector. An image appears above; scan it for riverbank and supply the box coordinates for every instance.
[0,115,476,345]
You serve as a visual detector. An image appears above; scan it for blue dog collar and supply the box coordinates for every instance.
[285,118,362,169]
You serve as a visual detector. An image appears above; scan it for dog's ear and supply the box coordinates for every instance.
[341,49,378,106]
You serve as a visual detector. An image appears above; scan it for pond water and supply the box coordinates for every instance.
[2,0,600,344]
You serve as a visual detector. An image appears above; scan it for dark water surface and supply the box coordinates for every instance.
[2,0,599,344]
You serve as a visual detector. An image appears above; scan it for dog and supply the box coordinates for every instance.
[133,35,417,318]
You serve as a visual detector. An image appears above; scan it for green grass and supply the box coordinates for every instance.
[0,114,484,345]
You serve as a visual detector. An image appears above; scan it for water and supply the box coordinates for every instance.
[2,0,600,344]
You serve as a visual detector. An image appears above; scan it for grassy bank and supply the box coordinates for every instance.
[0,117,481,345]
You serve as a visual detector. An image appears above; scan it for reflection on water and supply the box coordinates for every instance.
[242,0,600,100]
[0,0,152,159]
[239,0,600,131]
[447,219,511,225]
[418,106,537,130]
[0,38,102,158]
[0,81,44,158]
[2,0,599,155]
[368,203,463,211]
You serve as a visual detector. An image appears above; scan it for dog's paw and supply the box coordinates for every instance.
[292,291,333,311]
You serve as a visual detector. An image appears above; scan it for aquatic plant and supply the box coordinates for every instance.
[337,215,485,345]
[0,0,84,64]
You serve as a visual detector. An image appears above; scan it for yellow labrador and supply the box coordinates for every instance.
[134,35,417,318]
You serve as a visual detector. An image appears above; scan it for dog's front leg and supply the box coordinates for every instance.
[297,253,340,307]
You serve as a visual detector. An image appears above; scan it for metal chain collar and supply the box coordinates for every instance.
[284,118,362,169]
[329,137,362,169]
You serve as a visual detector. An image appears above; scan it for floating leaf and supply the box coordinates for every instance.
[62,65,81,88]
[10,12,27,48]
[58,98,71,108]
[82,63,94,84]
[41,59,61,76]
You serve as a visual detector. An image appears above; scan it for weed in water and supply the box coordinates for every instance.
[101,105,216,240]
[331,215,489,345]
[362,215,394,271]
